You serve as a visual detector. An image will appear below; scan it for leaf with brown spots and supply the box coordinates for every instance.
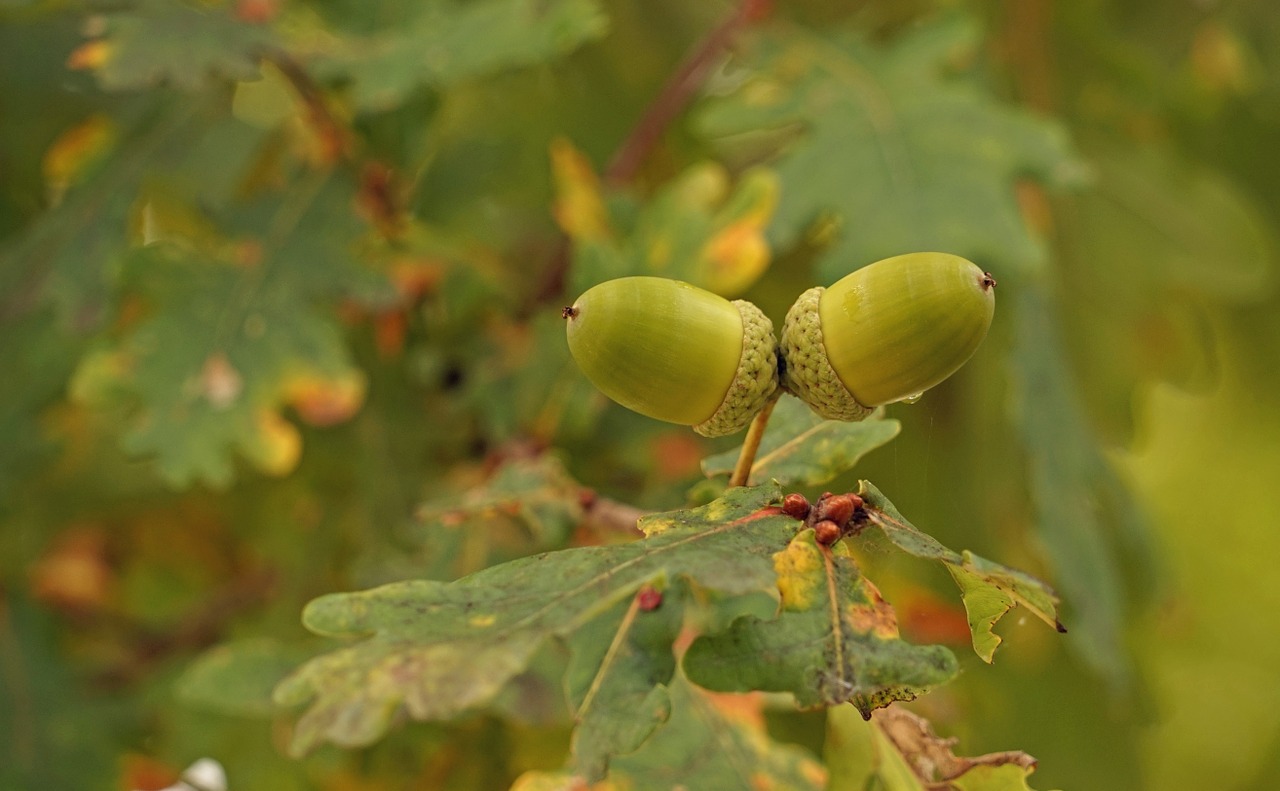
[682,530,957,717]
[275,485,790,759]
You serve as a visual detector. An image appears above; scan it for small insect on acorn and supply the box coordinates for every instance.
[563,276,779,437]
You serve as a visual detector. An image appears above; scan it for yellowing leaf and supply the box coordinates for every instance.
[65,40,112,71]
[551,138,613,242]
[684,530,958,716]
[283,370,366,427]
[554,140,779,297]
[42,115,116,200]
[245,410,302,477]
[857,482,1063,663]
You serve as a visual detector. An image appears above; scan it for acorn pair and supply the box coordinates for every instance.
[563,252,997,437]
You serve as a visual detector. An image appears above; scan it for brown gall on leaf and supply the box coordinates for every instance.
[810,493,862,528]
[813,520,841,546]
[781,493,811,520]
[637,586,663,612]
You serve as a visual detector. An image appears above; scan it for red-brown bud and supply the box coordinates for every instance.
[814,520,842,546]
[781,493,811,520]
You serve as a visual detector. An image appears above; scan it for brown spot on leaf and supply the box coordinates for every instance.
[846,578,899,639]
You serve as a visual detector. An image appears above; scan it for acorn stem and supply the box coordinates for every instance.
[729,393,779,487]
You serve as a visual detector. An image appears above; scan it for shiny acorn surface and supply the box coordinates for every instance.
[564,277,745,427]
[781,252,995,418]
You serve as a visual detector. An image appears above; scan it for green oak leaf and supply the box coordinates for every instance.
[412,453,588,580]
[1007,285,1138,687]
[698,16,1083,282]
[701,394,899,486]
[89,0,276,91]
[514,678,826,790]
[313,0,608,111]
[606,676,826,790]
[683,530,957,717]
[564,585,683,780]
[68,175,396,488]
[274,485,790,757]
[858,481,1063,663]
[176,638,321,719]
[0,98,211,329]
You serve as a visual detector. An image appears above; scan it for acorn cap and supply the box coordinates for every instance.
[780,286,875,421]
[694,300,779,437]
[781,252,995,418]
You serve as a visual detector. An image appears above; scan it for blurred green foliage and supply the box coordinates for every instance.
[2,1,1278,789]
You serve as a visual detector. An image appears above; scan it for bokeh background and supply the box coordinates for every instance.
[2,1,1278,789]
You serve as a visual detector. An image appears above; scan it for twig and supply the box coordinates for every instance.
[260,47,354,163]
[535,0,771,303]
[260,48,403,232]
[730,394,778,487]
[604,0,772,186]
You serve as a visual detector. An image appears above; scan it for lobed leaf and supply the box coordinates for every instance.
[511,677,826,791]
[68,175,396,488]
[683,530,957,717]
[698,17,1084,282]
[84,0,276,92]
[313,0,609,111]
[564,587,683,779]
[858,481,1063,662]
[701,394,899,486]
[274,485,791,758]
[176,638,320,719]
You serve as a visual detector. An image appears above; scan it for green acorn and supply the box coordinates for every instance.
[564,277,779,437]
[781,252,996,420]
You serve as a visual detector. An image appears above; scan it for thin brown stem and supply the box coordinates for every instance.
[261,48,355,164]
[604,0,771,186]
[535,0,771,304]
[729,395,778,487]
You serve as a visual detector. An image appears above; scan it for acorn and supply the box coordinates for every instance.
[780,252,996,420]
[564,276,779,437]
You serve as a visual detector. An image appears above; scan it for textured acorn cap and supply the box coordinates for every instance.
[693,300,779,437]
[780,286,874,421]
